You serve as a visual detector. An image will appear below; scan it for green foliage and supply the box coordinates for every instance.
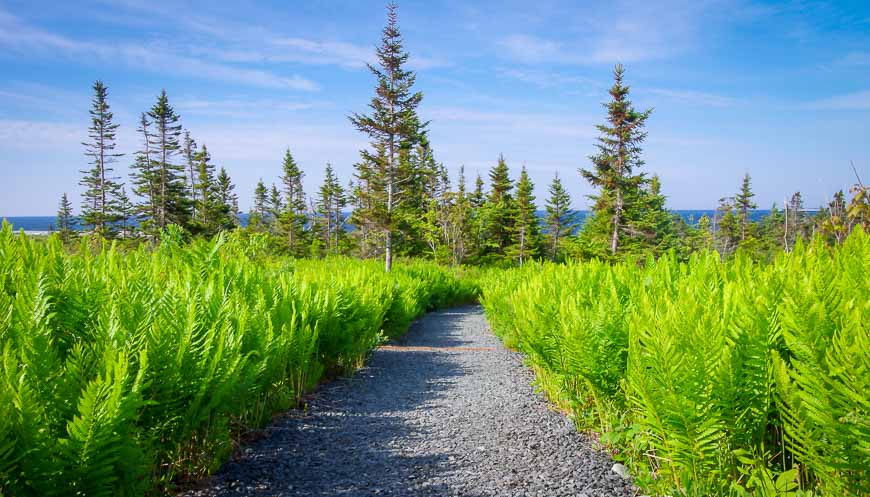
[0,222,478,496]
[481,229,869,496]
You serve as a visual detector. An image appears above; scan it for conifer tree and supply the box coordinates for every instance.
[130,113,158,233]
[470,173,486,209]
[115,186,135,238]
[192,145,217,234]
[182,131,198,218]
[269,184,283,230]
[784,191,806,251]
[508,166,540,265]
[147,90,189,231]
[483,154,514,255]
[251,180,269,230]
[446,166,472,265]
[579,64,652,257]
[632,174,677,257]
[80,80,123,236]
[545,172,576,261]
[317,163,346,254]
[349,3,424,271]
[214,167,239,230]
[56,193,76,242]
[714,196,740,257]
[735,173,757,241]
[279,149,308,253]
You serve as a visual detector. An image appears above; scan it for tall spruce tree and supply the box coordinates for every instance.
[316,163,346,254]
[56,193,76,242]
[735,173,757,241]
[251,180,269,230]
[214,167,239,230]
[279,149,307,253]
[80,80,123,236]
[484,154,514,256]
[269,184,283,231]
[192,144,217,234]
[508,166,540,265]
[579,64,652,257]
[147,90,189,231]
[182,131,199,219]
[130,113,158,233]
[545,172,576,261]
[349,3,424,271]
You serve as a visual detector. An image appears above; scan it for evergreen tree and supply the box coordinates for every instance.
[182,131,198,218]
[214,167,239,230]
[818,190,850,245]
[446,166,472,265]
[192,145,218,234]
[713,196,740,257]
[631,174,677,257]
[483,154,514,255]
[735,173,757,241]
[250,180,269,230]
[79,80,124,236]
[544,172,576,261]
[115,186,135,238]
[349,3,424,271]
[316,164,346,254]
[579,64,652,257]
[507,166,540,265]
[56,193,76,242]
[269,184,283,230]
[279,148,307,254]
[147,90,189,231]
[130,113,158,233]
[470,173,486,209]
[784,191,806,251]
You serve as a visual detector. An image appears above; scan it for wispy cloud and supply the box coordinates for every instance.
[839,51,870,66]
[498,68,601,91]
[0,10,319,91]
[804,90,870,111]
[645,88,738,108]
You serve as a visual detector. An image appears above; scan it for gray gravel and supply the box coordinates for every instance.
[180,305,633,497]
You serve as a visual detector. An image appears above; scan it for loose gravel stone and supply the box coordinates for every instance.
[179,305,634,497]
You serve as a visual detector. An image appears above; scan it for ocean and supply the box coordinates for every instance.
[1,210,774,234]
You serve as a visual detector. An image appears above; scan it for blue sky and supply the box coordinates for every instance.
[0,0,868,215]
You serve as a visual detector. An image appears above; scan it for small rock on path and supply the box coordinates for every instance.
[180,305,634,497]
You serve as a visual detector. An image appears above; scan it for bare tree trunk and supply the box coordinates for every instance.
[610,188,622,255]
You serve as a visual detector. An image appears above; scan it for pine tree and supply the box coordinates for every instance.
[508,166,540,265]
[484,154,514,256]
[279,149,308,253]
[182,131,198,218]
[631,174,677,257]
[115,187,135,238]
[784,191,806,251]
[250,180,269,230]
[214,167,239,230]
[349,3,424,271]
[579,64,652,257]
[545,172,576,261]
[130,113,158,233]
[192,145,217,234]
[56,193,76,242]
[269,184,283,231]
[713,196,740,257]
[317,164,346,254]
[470,173,486,209]
[446,166,472,265]
[80,80,124,236]
[735,173,757,241]
[147,90,189,231]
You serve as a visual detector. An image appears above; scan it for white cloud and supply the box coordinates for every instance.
[0,10,319,91]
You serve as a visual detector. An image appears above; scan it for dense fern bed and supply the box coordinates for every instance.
[481,230,869,497]
[0,224,478,496]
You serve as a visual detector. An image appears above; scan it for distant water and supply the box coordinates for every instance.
[0,210,774,234]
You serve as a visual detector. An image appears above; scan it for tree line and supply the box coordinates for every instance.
[56,3,869,268]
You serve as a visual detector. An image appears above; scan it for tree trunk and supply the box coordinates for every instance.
[385,229,393,272]
[610,189,622,255]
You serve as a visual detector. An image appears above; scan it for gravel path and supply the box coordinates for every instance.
[181,305,634,497]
